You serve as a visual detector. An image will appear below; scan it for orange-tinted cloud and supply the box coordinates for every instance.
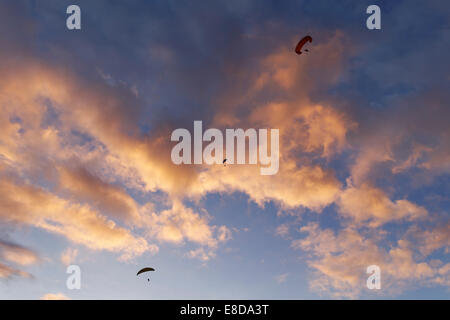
[60,248,79,266]
[0,176,155,261]
[0,240,39,266]
[0,263,31,279]
[40,293,70,300]
[337,183,427,227]
[292,223,449,298]
[57,166,141,224]
[0,240,38,279]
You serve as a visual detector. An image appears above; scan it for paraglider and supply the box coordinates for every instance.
[137,267,155,282]
[295,35,312,55]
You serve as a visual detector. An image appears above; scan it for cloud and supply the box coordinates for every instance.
[292,223,449,298]
[217,226,233,242]
[0,240,38,279]
[391,144,433,174]
[346,84,450,188]
[0,24,352,216]
[0,263,32,279]
[187,247,215,262]
[0,175,155,261]
[40,293,70,300]
[0,60,227,262]
[410,223,450,256]
[60,248,79,266]
[276,224,290,238]
[192,162,341,211]
[337,183,427,227]
[275,273,289,284]
[0,240,39,266]
[143,200,227,249]
[57,166,141,224]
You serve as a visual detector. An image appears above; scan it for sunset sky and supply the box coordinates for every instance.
[0,0,449,299]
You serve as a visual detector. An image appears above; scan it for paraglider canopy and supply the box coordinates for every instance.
[137,267,155,276]
[295,35,312,54]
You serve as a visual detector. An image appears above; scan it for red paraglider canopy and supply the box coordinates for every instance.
[295,35,312,54]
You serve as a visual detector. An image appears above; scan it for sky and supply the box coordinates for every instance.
[0,0,449,299]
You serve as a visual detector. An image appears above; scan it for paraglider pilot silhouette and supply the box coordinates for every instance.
[137,267,155,283]
[295,35,312,55]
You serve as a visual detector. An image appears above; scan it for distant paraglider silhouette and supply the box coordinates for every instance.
[137,267,155,283]
[295,35,312,55]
